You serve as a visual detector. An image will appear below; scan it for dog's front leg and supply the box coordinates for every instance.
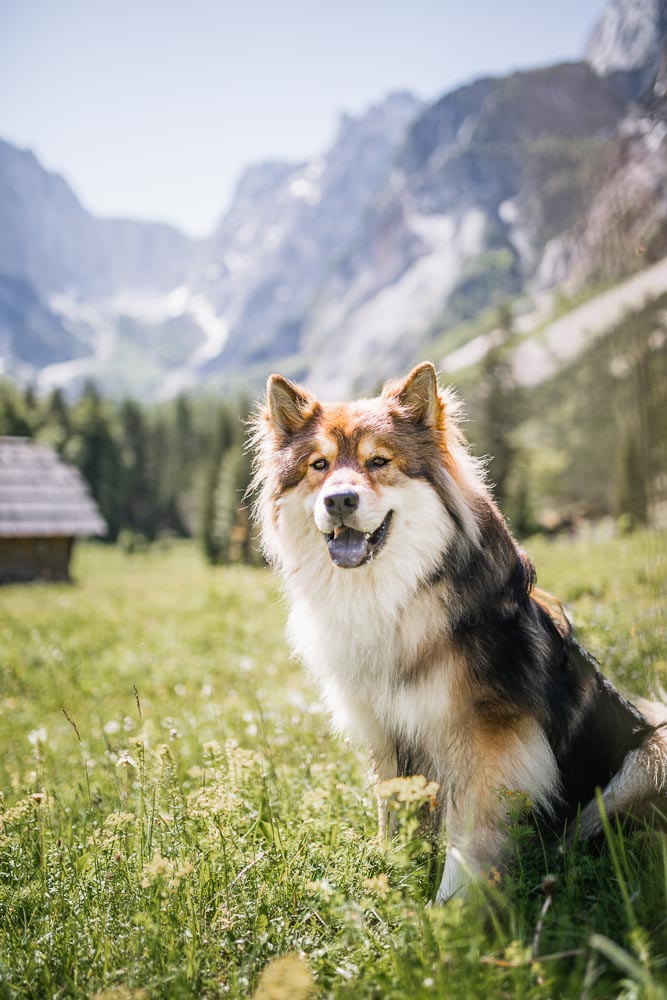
[435,792,510,903]
[435,718,559,904]
[370,742,397,841]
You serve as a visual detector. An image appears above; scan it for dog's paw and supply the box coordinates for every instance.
[434,881,469,905]
[435,846,471,904]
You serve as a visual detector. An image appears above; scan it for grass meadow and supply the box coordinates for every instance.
[1,532,666,999]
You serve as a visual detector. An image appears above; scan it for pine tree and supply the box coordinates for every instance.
[615,432,648,528]
[0,382,32,437]
[200,407,236,563]
[66,384,122,540]
[39,388,71,451]
[479,305,521,509]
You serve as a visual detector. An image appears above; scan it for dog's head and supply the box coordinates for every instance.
[252,363,480,577]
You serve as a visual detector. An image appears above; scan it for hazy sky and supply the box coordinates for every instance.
[1,0,608,237]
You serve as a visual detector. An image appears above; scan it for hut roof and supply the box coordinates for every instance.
[0,437,106,538]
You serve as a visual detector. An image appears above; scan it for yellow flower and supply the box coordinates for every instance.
[91,989,147,1000]
[103,812,137,830]
[362,873,391,899]
[253,954,314,1000]
[377,775,440,806]
[140,854,193,890]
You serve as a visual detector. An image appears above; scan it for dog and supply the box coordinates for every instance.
[251,361,667,902]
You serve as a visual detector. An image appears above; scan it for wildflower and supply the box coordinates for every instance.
[141,853,173,887]
[362,873,390,899]
[187,784,239,819]
[103,812,137,831]
[224,740,264,788]
[91,989,147,1000]
[140,854,193,889]
[202,739,223,764]
[377,775,440,807]
[103,719,121,735]
[1,797,36,826]
[27,728,48,746]
[305,878,335,900]
[486,867,502,886]
[299,787,329,816]
[116,751,137,769]
[253,953,314,1000]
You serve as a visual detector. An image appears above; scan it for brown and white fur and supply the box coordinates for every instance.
[251,362,667,902]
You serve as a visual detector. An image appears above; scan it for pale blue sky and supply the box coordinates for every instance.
[0,0,608,237]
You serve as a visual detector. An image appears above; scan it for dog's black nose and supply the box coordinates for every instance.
[324,491,359,516]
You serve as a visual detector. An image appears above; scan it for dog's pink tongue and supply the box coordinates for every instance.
[327,527,369,568]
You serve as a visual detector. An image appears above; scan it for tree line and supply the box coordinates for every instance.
[1,295,662,565]
[0,382,260,562]
[462,296,666,533]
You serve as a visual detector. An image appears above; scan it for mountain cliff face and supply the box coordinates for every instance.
[302,63,630,394]
[1,0,665,398]
[190,92,422,377]
[0,94,422,394]
[0,140,195,299]
[585,0,667,89]
[0,139,196,387]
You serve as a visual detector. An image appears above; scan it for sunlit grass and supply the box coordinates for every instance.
[0,533,666,998]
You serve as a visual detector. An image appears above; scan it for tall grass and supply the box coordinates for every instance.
[0,534,665,998]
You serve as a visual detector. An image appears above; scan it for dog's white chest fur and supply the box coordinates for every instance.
[288,576,455,768]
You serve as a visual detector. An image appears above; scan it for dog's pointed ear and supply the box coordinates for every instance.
[266,374,318,436]
[386,362,443,426]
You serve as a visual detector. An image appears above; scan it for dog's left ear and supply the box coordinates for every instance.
[387,362,443,426]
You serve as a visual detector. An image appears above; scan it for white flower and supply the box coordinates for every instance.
[28,728,47,746]
[116,751,137,769]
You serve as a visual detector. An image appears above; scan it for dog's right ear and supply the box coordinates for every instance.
[266,374,318,437]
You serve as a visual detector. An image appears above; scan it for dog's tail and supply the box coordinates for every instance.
[575,687,667,840]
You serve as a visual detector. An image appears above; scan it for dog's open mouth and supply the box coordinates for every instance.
[325,511,393,568]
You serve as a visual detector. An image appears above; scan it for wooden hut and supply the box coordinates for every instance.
[0,437,106,582]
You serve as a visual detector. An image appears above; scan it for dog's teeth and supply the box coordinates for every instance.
[365,532,371,540]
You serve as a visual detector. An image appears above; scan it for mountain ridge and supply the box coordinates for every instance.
[1,0,666,398]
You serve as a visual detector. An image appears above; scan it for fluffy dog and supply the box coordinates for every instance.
[251,361,667,902]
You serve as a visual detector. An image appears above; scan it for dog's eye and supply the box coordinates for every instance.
[311,458,328,471]
[371,456,389,468]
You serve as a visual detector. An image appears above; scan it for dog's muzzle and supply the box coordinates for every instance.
[324,511,393,568]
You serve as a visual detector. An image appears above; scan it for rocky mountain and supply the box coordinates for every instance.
[586,0,666,90]
[303,63,631,394]
[191,92,422,380]
[0,140,195,299]
[0,94,421,396]
[0,139,197,389]
[1,0,666,399]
